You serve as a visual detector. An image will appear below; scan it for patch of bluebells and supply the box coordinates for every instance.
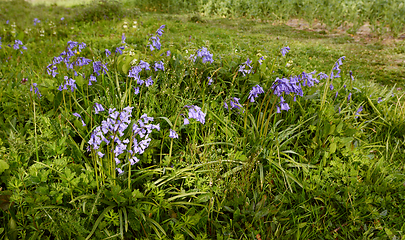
[239,58,253,76]
[47,41,89,78]
[93,61,108,76]
[13,40,27,54]
[88,75,97,86]
[94,103,105,114]
[33,18,40,25]
[148,25,165,51]
[88,107,160,174]
[154,61,164,71]
[183,105,206,125]
[208,77,213,85]
[190,47,214,64]
[58,76,77,92]
[128,60,152,86]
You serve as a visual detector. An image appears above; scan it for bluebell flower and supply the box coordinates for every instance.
[229,97,242,110]
[61,17,64,21]
[377,97,382,103]
[208,77,213,85]
[169,129,179,139]
[105,49,111,57]
[139,60,150,70]
[239,58,253,76]
[186,105,206,124]
[156,25,165,36]
[73,113,86,126]
[94,103,104,114]
[355,106,363,118]
[33,18,40,25]
[348,93,352,102]
[116,46,125,54]
[121,33,126,44]
[335,91,338,99]
[74,57,92,67]
[145,76,153,87]
[318,72,329,80]
[134,87,140,94]
[13,40,27,51]
[154,61,164,71]
[281,46,290,57]
[88,75,97,85]
[93,61,108,76]
[166,50,171,56]
[350,70,354,81]
[116,168,124,175]
[248,84,264,102]
[330,84,334,90]
[331,56,345,79]
[184,118,189,125]
[30,83,41,98]
[0,37,2,49]
[258,56,265,65]
[301,71,320,87]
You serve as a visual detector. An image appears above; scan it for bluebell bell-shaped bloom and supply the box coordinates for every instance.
[30,83,42,98]
[94,103,104,114]
[248,84,264,102]
[121,33,126,44]
[0,37,2,49]
[331,56,345,79]
[169,129,179,139]
[196,47,214,64]
[281,46,290,57]
[139,60,150,70]
[156,25,165,36]
[355,106,363,118]
[154,61,164,71]
[348,93,352,102]
[377,97,382,103]
[239,58,253,76]
[258,56,265,65]
[301,71,320,87]
[73,113,86,126]
[208,77,213,85]
[186,105,206,124]
[145,76,153,87]
[88,75,97,85]
[134,87,140,94]
[33,18,40,25]
[93,61,108,76]
[105,49,111,57]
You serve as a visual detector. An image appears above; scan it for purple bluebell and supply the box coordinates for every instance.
[145,76,153,87]
[105,49,111,57]
[335,91,338,99]
[73,113,86,126]
[239,58,253,76]
[186,105,206,124]
[116,168,124,175]
[116,46,125,54]
[350,71,354,81]
[30,83,41,98]
[13,40,27,51]
[208,77,213,85]
[156,25,165,36]
[329,84,334,90]
[139,60,150,70]
[93,61,108,76]
[377,97,382,103]
[318,72,329,80]
[166,50,171,56]
[258,56,265,65]
[121,33,126,44]
[75,57,92,67]
[184,118,189,125]
[134,87,140,94]
[196,47,214,64]
[248,84,264,102]
[0,37,2,49]
[301,71,320,87]
[94,103,104,114]
[281,46,290,57]
[331,56,345,79]
[33,18,40,25]
[154,61,164,71]
[229,97,242,110]
[169,129,179,139]
[88,75,97,85]
[348,93,352,102]
[355,106,363,118]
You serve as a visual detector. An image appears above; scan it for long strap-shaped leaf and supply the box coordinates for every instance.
[85,205,115,240]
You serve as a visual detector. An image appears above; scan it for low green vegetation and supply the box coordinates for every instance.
[0,0,405,239]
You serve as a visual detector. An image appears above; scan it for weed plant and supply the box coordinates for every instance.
[0,0,405,239]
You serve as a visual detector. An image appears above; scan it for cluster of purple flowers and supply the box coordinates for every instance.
[331,56,345,79]
[239,58,253,76]
[154,61,164,71]
[208,77,213,85]
[355,106,363,118]
[33,18,40,25]
[88,107,160,174]
[93,61,108,76]
[224,97,242,111]
[190,47,214,64]
[184,105,206,124]
[47,41,89,78]
[248,84,264,102]
[58,76,77,92]
[115,34,126,54]
[13,40,27,54]
[148,25,165,51]
[128,60,153,86]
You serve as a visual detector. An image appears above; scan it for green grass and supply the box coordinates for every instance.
[1,0,405,239]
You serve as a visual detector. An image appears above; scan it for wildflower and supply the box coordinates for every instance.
[301,71,320,87]
[348,93,352,102]
[166,50,171,56]
[121,33,126,44]
[33,18,40,25]
[239,58,253,76]
[61,17,64,21]
[208,77,213,85]
[134,87,140,94]
[229,97,242,110]
[74,57,92,67]
[30,83,41,98]
[94,103,104,114]
[335,91,338,98]
[248,84,264,102]
[281,46,290,57]
[350,70,354,81]
[318,72,329,80]
[184,118,189,125]
[377,97,382,103]
[105,49,111,57]
[186,105,206,124]
[154,61,164,71]
[116,168,124,175]
[258,56,265,65]
[145,76,153,87]
[156,25,165,36]
[73,113,86,126]
[343,84,346,89]
[21,78,28,84]
[88,75,97,85]
[355,106,363,118]
[330,84,334,90]
[116,46,125,54]
[13,40,27,51]
[0,37,2,49]
[169,129,179,139]
[331,56,345,79]
[139,60,150,71]
[93,61,108,76]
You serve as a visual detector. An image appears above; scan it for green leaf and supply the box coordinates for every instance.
[330,140,337,154]
[0,160,9,174]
